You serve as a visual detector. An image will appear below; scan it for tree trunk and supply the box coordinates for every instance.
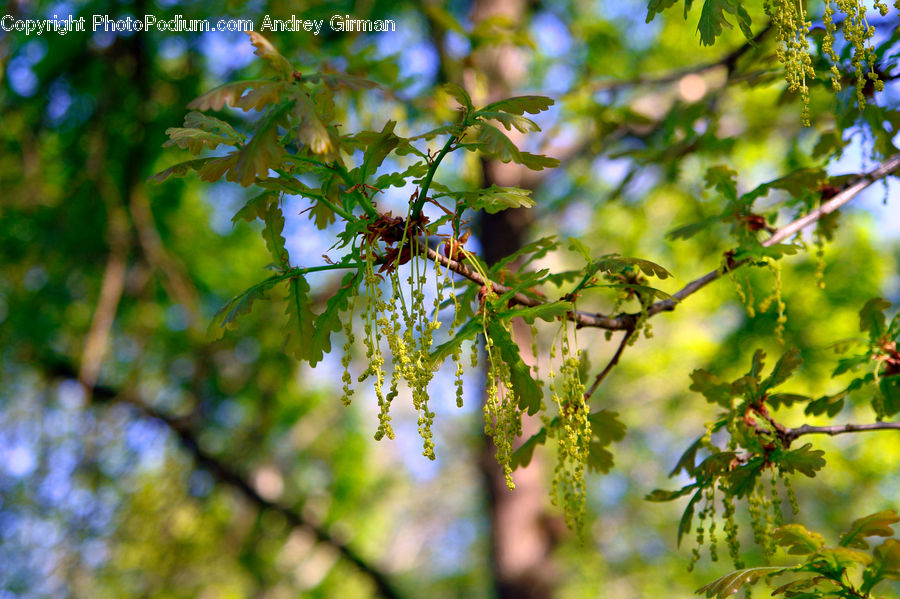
[469,1,560,597]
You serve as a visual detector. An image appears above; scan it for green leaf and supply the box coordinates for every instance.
[451,185,536,214]
[773,524,826,555]
[589,410,627,446]
[473,123,560,171]
[804,390,847,417]
[841,510,900,549]
[208,276,280,340]
[148,157,220,183]
[284,276,318,363]
[228,104,289,187]
[697,0,751,46]
[496,301,574,324]
[183,111,242,143]
[778,443,826,478]
[232,191,274,224]
[309,272,359,368]
[261,202,288,267]
[430,319,482,368]
[568,237,591,262]
[762,347,803,392]
[197,153,240,183]
[678,488,704,547]
[590,254,673,279]
[187,80,258,111]
[291,90,335,155]
[645,485,698,502]
[868,538,900,586]
[725,458,764,498]
[861,298,892,339]
[478,111,541,133]
[510,428,547,469]
[690,369,732,407]
[749,348,766,379]
[298,72,378,90]
[813,547,874,569]
[487,320,542,415]
[162,127,235,154]
[669,436,705,477]
[696,567,786,598]
[490,236,559,275]
[187,80,286,113]
[880,375,900,416]
[361,120,400,181]
[374,161,429,189]
[443,83,473,112]
[766,393,812,409]
[666,215,722,241]
[479,95,554,115]
[704,165,738,201]
[646,0,679,22]
[587,442,616,473]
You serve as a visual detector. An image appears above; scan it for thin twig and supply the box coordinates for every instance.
[783,421,900,443]
[591,24,772,92]
[420,152,900,331]
[584,328,635,400]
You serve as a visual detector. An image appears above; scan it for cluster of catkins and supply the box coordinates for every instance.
[764,0,889,124]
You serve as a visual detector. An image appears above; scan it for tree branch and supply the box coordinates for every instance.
[783,421,900,444]
[591,23,772,93]
[421,152,900,331]
[645,151,900,319]
[584,328,635,401]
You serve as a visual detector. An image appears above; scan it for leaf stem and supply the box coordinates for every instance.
[411,134,457,220]
[274,169,355,221]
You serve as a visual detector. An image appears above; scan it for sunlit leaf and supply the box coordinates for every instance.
[773,524,826,555]
[841,510,900,549]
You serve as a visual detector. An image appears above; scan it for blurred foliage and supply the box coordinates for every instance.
[1,1,900,598]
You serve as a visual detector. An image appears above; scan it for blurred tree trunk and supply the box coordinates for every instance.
[469,1,559,597]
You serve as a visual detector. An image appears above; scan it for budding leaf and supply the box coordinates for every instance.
[773,524,826,555]
[310,272,359,363]
[246,31,294,79]
[761,347,803,392]
[860,298,891,339]
[473,123,560,171]
[361,120,400,181]
[841,510,900,549]
[497,301,574,324]
[778,443,826,478]
[284,276,319,364]
[697,0,752,47]
[479,95,554,116]
[149,157,220,183]
[208,276,280,340]
[704,164,738,201]
[510,428,547,470]
[690,369,732,407]
[229,104,290,187]
[696,567,786,599]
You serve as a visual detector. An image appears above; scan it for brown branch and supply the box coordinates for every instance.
[783,421,900,444]
[421,152,900,331]
[584,328,635,401]
[645,151,900,319]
